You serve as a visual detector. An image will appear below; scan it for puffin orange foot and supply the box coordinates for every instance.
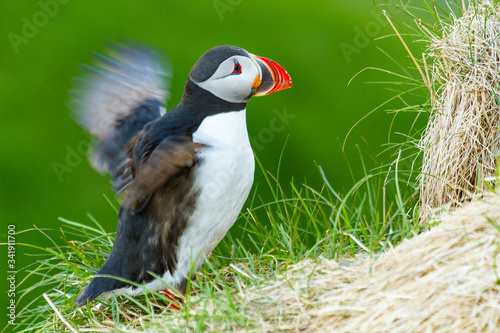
[160,290,182,310]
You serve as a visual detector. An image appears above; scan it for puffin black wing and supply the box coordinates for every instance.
[123,135,205,213]
[70,41,172,192]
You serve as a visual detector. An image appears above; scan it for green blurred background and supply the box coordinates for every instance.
[0,0,421,329]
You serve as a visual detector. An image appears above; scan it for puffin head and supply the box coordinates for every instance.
[188,45,292,104]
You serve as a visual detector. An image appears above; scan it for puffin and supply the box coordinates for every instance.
[72,42,292,308]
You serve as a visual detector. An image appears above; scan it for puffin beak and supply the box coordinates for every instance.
[250,54,292,96]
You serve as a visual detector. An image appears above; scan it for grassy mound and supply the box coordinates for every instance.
[21,190,499,332]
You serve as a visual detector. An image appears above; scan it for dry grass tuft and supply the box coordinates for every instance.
[184,193,500,332]
[419,0,500,221]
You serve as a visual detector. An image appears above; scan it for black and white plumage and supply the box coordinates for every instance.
[72,42,292,307]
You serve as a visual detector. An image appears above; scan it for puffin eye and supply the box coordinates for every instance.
[232,60,242,75]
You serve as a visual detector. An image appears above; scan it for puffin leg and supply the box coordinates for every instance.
[160,290,182,310]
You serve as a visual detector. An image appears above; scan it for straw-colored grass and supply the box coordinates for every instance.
[157,192,499,332]
[419,0,500,222]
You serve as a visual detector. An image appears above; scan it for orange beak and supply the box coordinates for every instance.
[251,54,292,96]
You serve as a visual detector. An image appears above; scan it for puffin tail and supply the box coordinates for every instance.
[75,273,124,308]
[75,283,100,308]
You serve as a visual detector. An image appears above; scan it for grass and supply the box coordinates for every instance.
[5,0,471,331]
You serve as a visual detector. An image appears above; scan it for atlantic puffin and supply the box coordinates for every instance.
[72,42,292,307]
